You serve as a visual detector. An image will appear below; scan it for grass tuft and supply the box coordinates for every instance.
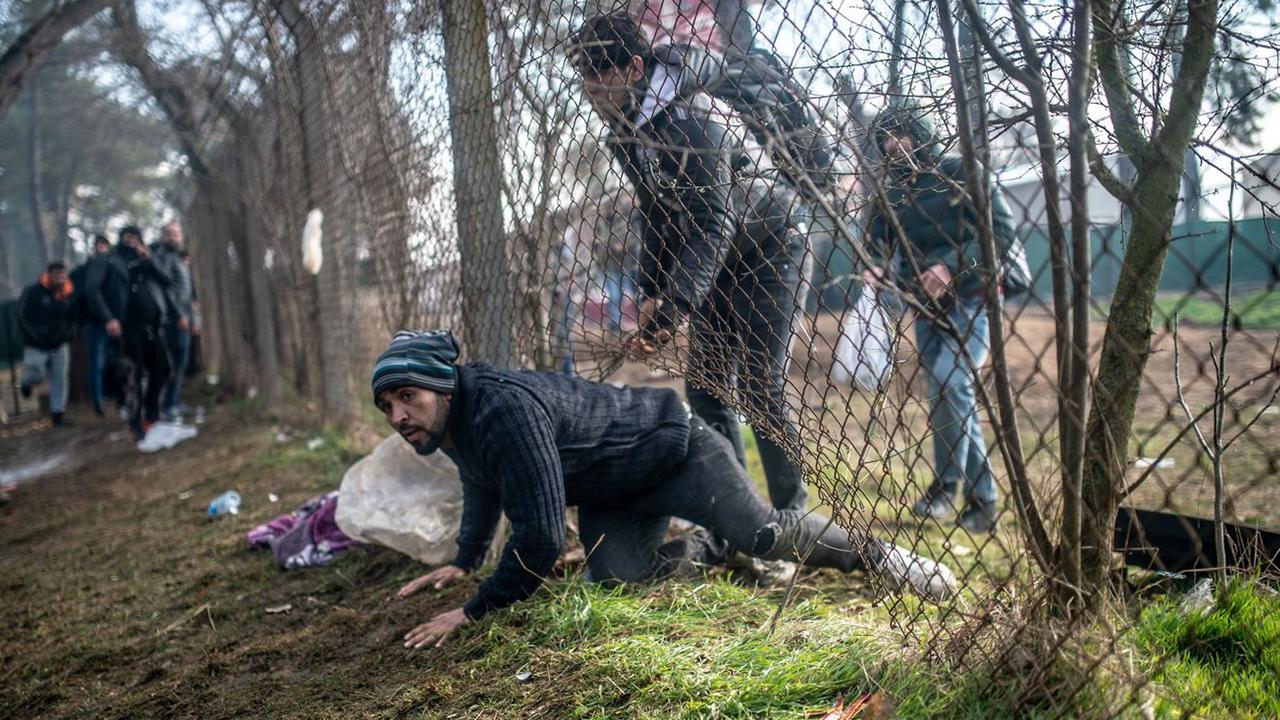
[1135,578,1280,719]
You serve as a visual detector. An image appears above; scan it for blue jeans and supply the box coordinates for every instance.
[22,344,69,414]
[915,297,996,504]
[602,272,630,330]
[163,326,192,413]
[558,295,576,377]
[84,322,109,411]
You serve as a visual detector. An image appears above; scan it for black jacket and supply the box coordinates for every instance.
[84,245,177,328]
[607,70,791,330]
[864,104,1017,300]
[442,363,691,620]
[18,280,76,350]
[69,261,92,323]
[864,156,1017,300]
[150,241,194,323]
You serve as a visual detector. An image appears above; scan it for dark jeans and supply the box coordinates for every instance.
[84,322,109,412]
[163,326,192,413]
[124,324,171,430]
[685,189,809,512]
[580,418,871,583]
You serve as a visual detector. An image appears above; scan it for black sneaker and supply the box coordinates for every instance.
[957,500,998,534]
[20,384,32,399]
[52,412,69,427]
[912,485,957,520]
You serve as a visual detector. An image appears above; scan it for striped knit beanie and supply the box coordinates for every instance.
[371,330,460,401]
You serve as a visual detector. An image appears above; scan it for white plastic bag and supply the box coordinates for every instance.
[832,289,895,392]
[335,434,463,565]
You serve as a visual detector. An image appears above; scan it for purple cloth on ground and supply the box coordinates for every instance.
[246,492,359,569]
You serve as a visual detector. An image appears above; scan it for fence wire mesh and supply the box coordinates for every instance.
[146,0,1280,715]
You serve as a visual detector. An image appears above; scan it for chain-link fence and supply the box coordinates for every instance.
[122,0,1280,714]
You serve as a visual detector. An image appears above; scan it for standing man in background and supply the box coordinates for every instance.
[861,102,1016,533]
[18,263,76,427]
[71,234,114,416]
[85,225,192,450]
[153,222,196,420]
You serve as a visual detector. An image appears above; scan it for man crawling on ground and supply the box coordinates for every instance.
[371,330,957,649]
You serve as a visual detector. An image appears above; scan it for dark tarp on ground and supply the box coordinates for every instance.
[1114,506,1280,573]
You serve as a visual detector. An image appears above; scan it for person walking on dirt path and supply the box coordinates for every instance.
[152,222,197,421]
[17,262,76,427]
[86,225,193,451]
[568,13,812,516]
[71,234,113,417]
[372,330,956,649]
[861,101,1018,534]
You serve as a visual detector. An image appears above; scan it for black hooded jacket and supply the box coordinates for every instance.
[863,103,1017,300]
[84,244,178,328]
[605,48,792,330]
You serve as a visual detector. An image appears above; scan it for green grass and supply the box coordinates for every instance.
[1150,291,1280,330]
[4,413,1275,718]
[425,573,1055,719]
[1134,578,1280,719]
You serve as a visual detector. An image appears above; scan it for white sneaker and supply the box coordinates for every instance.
[165,422,198,447]
[137,423,174,453]
[873,543,958,602]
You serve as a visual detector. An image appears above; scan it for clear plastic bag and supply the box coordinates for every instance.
[335,434,463,565]
[832,289,895,392]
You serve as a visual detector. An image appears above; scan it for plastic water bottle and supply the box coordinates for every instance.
[208,491,241,516]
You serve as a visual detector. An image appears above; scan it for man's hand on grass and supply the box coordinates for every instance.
[397,564,467,599]
[404,607,470,649]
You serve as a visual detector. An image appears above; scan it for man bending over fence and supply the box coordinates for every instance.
[371,331,957,649]
[568,13,812,516]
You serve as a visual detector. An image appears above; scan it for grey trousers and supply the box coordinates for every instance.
[580,416,875,583]
[22,344,69,414]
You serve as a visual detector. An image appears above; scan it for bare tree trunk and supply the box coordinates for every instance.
[275,0,358,424]
[1058,0,1093,609]
[110,0,211,178]
[28,77,49,266]
[54,155,81,263]
[0,170,14,297]
[0,0,116,122]
[237,151,283,406]
[1081,0,1219,605]
[441,0,515,367]
[888,0,908,97]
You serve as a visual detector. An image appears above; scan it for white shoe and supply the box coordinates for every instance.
[137,423,174,453]
[873,543,958,602]
[154,421,197,449]
[166,422,198,447]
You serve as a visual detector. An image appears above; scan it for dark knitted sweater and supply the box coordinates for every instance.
[442,364,691,620]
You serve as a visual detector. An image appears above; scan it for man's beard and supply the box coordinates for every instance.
[883,150,918,181]
[400,425,445,455]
